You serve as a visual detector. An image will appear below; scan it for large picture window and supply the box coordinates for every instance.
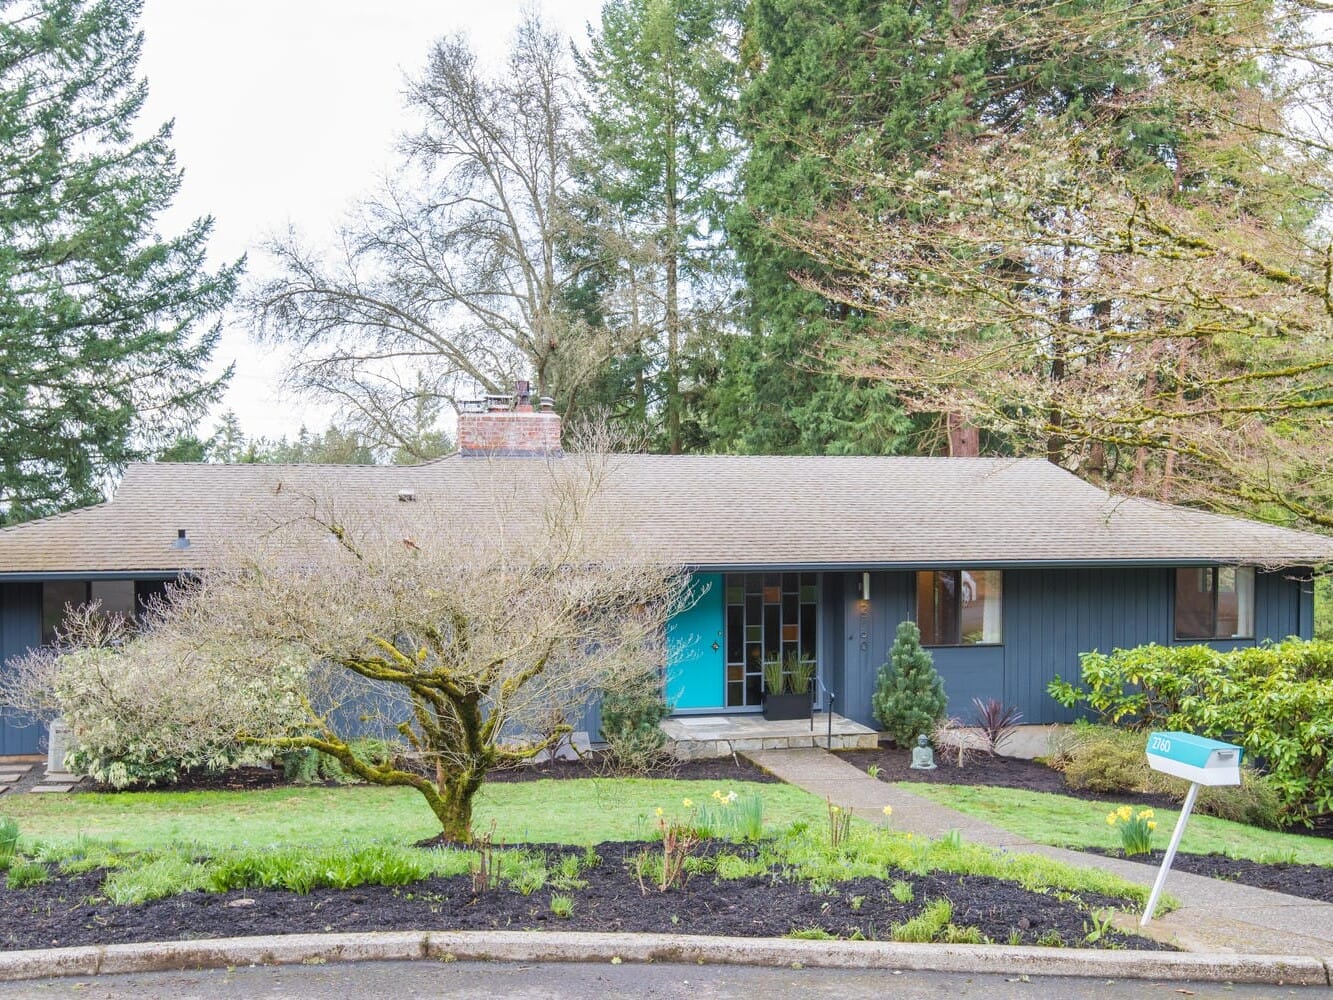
[1175,566,1254,640]
[41,580,139,645]
[915,570,1002,646]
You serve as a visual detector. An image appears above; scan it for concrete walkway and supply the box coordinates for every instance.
[745,747,1333,958]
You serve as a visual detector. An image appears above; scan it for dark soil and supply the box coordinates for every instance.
[836,743,1176,811]
[86,753,779,795]
[1081,848,1333,905]
[0,840,1165,953]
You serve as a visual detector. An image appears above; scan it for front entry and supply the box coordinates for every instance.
[666,572,822,712]
[665,574,726,709]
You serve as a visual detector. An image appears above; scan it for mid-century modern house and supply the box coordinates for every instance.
[1,399,1330,755]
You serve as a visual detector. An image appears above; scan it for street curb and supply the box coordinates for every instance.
[0,931,1328,986]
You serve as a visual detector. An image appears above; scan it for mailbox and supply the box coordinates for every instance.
[1145,731,1242,787]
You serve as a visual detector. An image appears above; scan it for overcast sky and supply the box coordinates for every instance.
[138,1,603,442]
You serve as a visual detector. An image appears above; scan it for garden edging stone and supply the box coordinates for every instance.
[0,930,1327,986]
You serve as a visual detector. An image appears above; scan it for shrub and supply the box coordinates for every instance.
[52,642,310,789]
[872,621,948,747]
[1062,726,1149,793]
[971,698,1023,755]
[1051,639,1333,822]
[599,669,672,775]
[281,738,395,785]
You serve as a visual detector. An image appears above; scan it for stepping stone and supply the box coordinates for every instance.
[30,784,77,793]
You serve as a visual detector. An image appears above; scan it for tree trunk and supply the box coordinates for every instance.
[420,767,484,843]
[664,61,681,455]
[946,413,979,456]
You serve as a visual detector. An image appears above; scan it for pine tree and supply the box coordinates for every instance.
[872,621,947,748]
[0,0,240,522]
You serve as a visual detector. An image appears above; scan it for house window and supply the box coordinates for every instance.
[41,580,138,645]
[1175,567,1254,640]
[41,581,88,645]
[724,573,818,708]
[915,570,1002,645]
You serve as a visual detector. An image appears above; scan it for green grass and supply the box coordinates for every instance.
[903,784,1333,866]
[1,778,825,853]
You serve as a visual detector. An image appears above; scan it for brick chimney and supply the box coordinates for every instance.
[457,381,563,458]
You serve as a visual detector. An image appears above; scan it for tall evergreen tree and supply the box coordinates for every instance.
[576,0,743,452]
[0,0,240,522]
[715,0,988,455]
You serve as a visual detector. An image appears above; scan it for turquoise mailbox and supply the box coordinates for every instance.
[1140,730,1246,926]
[1145,731,1243,787]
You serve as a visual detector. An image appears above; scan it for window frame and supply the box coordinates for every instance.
[914,569,1003,647]
[1173,565,1255,641]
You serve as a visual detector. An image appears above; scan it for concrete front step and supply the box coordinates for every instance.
[662,714,878,760]
[671,733,878,760]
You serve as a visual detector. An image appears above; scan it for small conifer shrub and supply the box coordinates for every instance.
[872,621,948,747]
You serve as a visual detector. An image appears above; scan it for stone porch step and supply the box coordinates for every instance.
[661,713,878,760]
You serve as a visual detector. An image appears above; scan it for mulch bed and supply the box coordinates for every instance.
[1080,848,1333,905]
[0,840,1165,953]
[835,743,1177,811]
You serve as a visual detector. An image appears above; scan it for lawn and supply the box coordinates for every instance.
[1,778,828,852]
[903,783,1333,866]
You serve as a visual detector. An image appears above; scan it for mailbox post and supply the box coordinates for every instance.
[1141,731,1243,925]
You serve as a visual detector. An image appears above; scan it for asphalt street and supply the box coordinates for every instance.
[0,961,1323,999]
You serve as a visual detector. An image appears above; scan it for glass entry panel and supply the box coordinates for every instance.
[724,573,818,708]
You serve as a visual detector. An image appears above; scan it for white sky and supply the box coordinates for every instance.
[138,1,603,442]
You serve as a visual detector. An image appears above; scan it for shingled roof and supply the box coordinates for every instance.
[0,454,1329,577]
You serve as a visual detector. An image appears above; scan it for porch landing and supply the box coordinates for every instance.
[661,713,878,760]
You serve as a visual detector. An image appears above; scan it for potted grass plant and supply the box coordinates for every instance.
[763,652,813,721]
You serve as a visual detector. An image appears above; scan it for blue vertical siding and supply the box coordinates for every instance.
[0,582,42,755]
[828,565,1315,730]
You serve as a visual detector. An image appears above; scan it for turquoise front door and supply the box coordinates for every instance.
[665,573,725,710]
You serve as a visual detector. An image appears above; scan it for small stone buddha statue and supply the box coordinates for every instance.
[909,734,937,771]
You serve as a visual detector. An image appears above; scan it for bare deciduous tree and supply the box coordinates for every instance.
[8,448,686,842]
[248,13,623,439]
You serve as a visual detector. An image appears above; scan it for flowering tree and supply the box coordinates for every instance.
[7,449,686,842]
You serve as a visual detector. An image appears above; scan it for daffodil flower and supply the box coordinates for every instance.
[882,805,893,817]
[682,798,693,808]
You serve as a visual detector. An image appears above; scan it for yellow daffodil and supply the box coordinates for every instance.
[654,807,663,818]
[1147,821,1158,831]
[830,804,841,814]
[882,805,893,817]
[682,798,693,808]
[1138,809,1154,820]
[1106,813,1118,826]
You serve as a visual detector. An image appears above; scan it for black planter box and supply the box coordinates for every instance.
[762,692,810,721]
